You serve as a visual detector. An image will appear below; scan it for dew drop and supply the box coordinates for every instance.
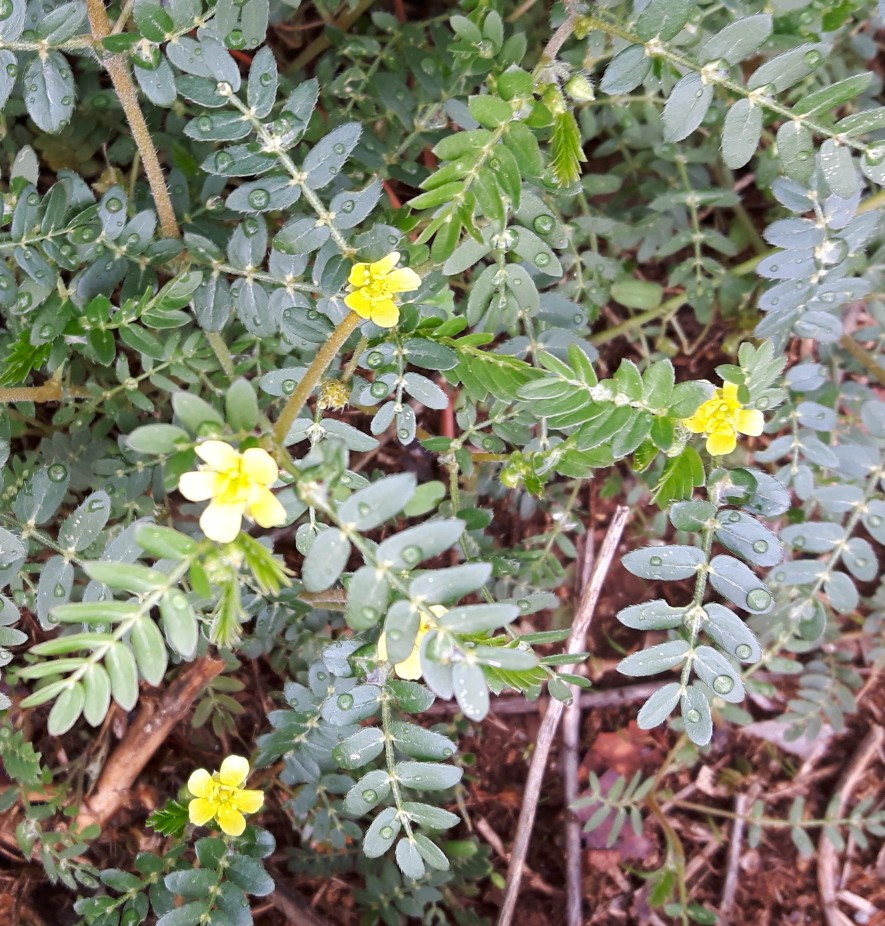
[48,463,67,482]
[367,351,384,368]
[370,381,388,398]
[752,540,768,553]
[804,50,822,66]
[360,606,378,621]
[198,115,212,133]
[397,428,410,440]
[379,826,394,839]
[357,502,371,517]
[26,192,39,206]
[517,598,530,611]
[332,143,346,155]
[735,643,752,660]
[868,515,882,527]
[712,674,734,694]
[362,789,377,803]
[746,588,772,611]
[259,72,272,86]
[442,747,454,757]
[534,253,551,268]
[282,379,296,394]
[227,29,245,48]
[336,693,354,710]
[686,708,701,723]
[387,629,402,642]
[307,309,319,320]
[421,60,435,74]
[53,584,65,597]
[387,235,399,246]
[215,152,233,171]
[316,671,327,680]
[649,555,663,567]
[38,324,53,338]
[401,545,422,564]
[105,197,123,213]
[340,199,355,213]
[0,0,13,19]
[792,536,805,549]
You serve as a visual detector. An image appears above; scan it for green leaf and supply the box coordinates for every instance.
[409,563,491,603]
[747,43,827,92]
[338,473,416,530]
[653,447,705,507]
[622,545,704,581]
[611,279,662,310]
[23,52,74,133]
[395,838,426,880]
[127,424,191,454]
[226,855,274,896]
[82,664,112,726]
[84,562,168,594]
[636,682,681,729]
[130,617,168,686]
[394,761,462,791]
[303,122,362,189]
[452,661,489,720]
[600,45,650,95]
[721,100,761,170]
[106,643,140,710]
[468,94,512,129]
[345,567,389,630]
[332,727,385,769]
[136,525,198,559]
[700,14,772,65]
[363,807,400,858]
[551,110,586,186]
[663,73,713,143]
[681,685,712,746]
[618,640,690,676]
[302,528,351,592]
[156,904,205,926]
[389,722,456,761]
[636,0,691,41]
[47,682,84,735]
[57,491,111,553]
[134,0,174,41]
[439,603,519,633]
[708,554,773,613]
[819,139,857,198]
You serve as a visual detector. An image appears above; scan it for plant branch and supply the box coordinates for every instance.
[85,0,179,239]
[273,311,361,445]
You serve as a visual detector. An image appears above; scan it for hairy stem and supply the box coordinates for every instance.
[85,0,179,239]
[273,312,361,445]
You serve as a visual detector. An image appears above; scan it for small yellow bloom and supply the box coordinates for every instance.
[378,605,446,680]
[682,381,764,456]
[178,441,286,544]
[187,755,264,836]
[343,251,421,328]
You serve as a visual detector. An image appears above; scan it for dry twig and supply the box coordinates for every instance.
[719,792,754,921]
[496,507,630,926]
[817,726,884,926]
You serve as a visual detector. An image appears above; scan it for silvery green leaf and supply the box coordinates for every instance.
[403,339,459,371]
[36,1,86,41]
[164,869,216,898]
[403,373,448,410]
[184,110,251,142]
[439,603,519,634]
[0,0,26,41]
[279,78,318,143]
[747,43,827,92]
[363,807,400,858]
[173,392,223,430]
[37,555,73,628]
[389,722,456,761]
[708,555,773,613]
[763,218,824,251]
[48,682,85,736]
[303,122,362,189]
[202,144,275,177]
[472,645,537,670]
[402,801,459,831]
[21,52,74,145]
[247,45,277,118]
[669,500,716,532]
[635,0,691,41]
[322,420,379,453]
[273,217,330,255]
[692,645,744,702]
[618,640,690,677]
[225,854,274,896]
[726,468,790,516]
[721,100,761,169]
[225,377,259,431]
[383,600,420,664]
[302,527,350,592]
[703,603,760,663]
[338,473,416,530]
[127,423,190,454]
[395,405,417,445]
[345,567,389,631]
[332,727,384,769]
[794,74,872,117]
[681,685,712,746]
[663,73,713,143]
[135,57,177,107]
[617,600,685,630]
[106,642,139,710]
[0,51,18,110]
[130,617,168,685]
[82,664,111,726]
[622,545,705,581]
[824,570,859,614]
[0,528,25,567]
[600,45,650,95]
[395,838,426,880]
[84,562,167,594]
[862,501,885,543]
[321,683,380,725]
[701,14,772,64]
[636,682,681,729]
[714,510,782,567]
[452,661,489,720]
[156,902,204,926]
[771,560,826,586]
[376,519,464,569]
[331,180,382,229]
[344,769,390,815]
[781,521,843,553]
[160,589,199,658]
[861,147,885,186]
[395,761,462,791]
[510,225,562,277]
[819,139,857,198]
[409,563,492,603]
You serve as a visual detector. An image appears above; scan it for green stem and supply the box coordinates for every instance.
[273,312,361,445]
[206,330,236,378]
[85,0,180,239]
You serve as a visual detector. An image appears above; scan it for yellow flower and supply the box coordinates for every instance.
[682,381,764,456]
[343,251,421,328]
[178,441,286,544]
[378,605,446,680]
[187,755,264,837]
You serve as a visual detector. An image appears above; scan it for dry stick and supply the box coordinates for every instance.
[497,506,630,926]
[719,792,753,922]
[563,521,596,926]
[76,657,226,829]
[817,725,884,926]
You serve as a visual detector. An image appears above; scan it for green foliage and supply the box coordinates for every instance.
[1,0,884,920]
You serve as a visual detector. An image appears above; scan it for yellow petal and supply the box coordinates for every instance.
[374,251,400,274]
[394,647,423,680]
[429,605,447,618]
[377,632,389,662]
[721,382,740,402]
[200,501,244,544]
[348,262,372,288]
[188,797,217,826]
[241,447,278,487]
[194,440,240,472]
[344,289,373,318]
[246,486,287,528]
[706,429,737,456]
[187,768,213,798]
[682,411,707,434]
[233,789,265,814]
[218,755,250,788]
[370,299,400,328]
[736,408,764,437]
[178,471,221,502]
[216,804,246,836]
[385,267,421,293]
